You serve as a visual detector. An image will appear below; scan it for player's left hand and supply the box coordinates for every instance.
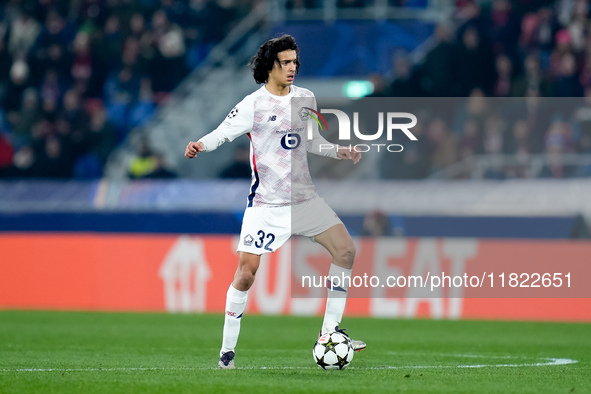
[336,146,361,164]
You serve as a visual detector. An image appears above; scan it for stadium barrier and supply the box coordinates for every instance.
[1,234,589,322]
[0,212,584,238]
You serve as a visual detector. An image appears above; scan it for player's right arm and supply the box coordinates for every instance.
[185,141,204,158]
[185,97,254,159]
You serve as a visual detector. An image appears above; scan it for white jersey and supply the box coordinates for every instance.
[199,85,339,207]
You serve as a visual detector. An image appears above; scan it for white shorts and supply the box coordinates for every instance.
[237,197,343,254]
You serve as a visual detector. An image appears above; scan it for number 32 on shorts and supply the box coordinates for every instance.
[255,230,275,251]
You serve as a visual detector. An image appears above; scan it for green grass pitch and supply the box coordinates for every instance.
[0,311,589,393]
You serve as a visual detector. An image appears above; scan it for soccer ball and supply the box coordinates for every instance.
[313,332,354,370]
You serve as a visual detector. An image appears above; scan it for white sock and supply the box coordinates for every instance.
[220,284,248,356]
[321,264,352,335]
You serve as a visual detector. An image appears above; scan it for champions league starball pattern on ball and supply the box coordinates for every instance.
[313,332,354,370]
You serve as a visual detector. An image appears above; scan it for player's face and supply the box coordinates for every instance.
[268,50,297,87]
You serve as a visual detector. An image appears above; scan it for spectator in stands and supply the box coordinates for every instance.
[487,0,520,59]
[127,77,156,131]
[388,51,420,97]
[540,143,574,178]
[70,32,93,92]
[512,53,553,97]
[380,113,430,179]
[578,52,591,88]
[102,14,123,68]
[481,113,507,156]
[30,117,53,143]
[40,94,59,123]
[185,0,238,66]
[120,36,144,74]
[549,29,574,78]
[454,88,490,134]
[9,87,41,147]
[458,118,482,159]
[128,140,158,179]
[7,9,40,57]
[455,25,495,96]
[127,13,147,41]
[493,54,514,97]
[128,139,176,179]
[525,6,558,70]
[564,1,588,54]
[6,120,74,179]
[503,119,532,178]
[145,153,177,179]
[147,9,188,96]
[361,211,392,237]
[553,52,584,97]
[427,117,458,173]
[545,118,574,153]
[0,133,13,176]
[7,145,38,178]
[105,65,142,106]
[33,10,75,63]
[2,59,32,128]
[420,23,458,96]
[33,42,72,85]
[572,89,591,154]
[39,69,66,104]
[516,88,554,154]
[62,89,88,134]
[35,135,75,178]
[83,101,117,167]
[504,119,531,156]
[0,37,12,95]
[366,74,388,97]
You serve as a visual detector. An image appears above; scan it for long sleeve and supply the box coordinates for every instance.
[308,126,340,159]
[199,97,254,152]
[305,95,340,160]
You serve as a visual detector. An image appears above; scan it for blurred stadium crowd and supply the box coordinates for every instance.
[0,0,591,180]
[374,0,591,179]
[0,0,249,179]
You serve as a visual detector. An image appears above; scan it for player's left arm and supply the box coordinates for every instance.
[306,95,361,164]
[336,146,361,164]
[308,128,361,164]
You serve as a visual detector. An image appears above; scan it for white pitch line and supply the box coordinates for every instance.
[0,367,196,373]
[362,358,578,370]
[387,351,536,359]
[0,358,577,372]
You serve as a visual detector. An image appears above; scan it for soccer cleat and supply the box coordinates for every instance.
[320,326,367,352]
[218,351,235,369]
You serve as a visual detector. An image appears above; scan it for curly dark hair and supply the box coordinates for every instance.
[249,35,300,84]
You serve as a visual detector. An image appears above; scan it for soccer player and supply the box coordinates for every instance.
[184,34,366,369]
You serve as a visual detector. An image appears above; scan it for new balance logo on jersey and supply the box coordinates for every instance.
[243,234,254,246]
[268,115,277,122]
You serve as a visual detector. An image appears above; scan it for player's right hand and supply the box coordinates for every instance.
[185,141,204,159]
